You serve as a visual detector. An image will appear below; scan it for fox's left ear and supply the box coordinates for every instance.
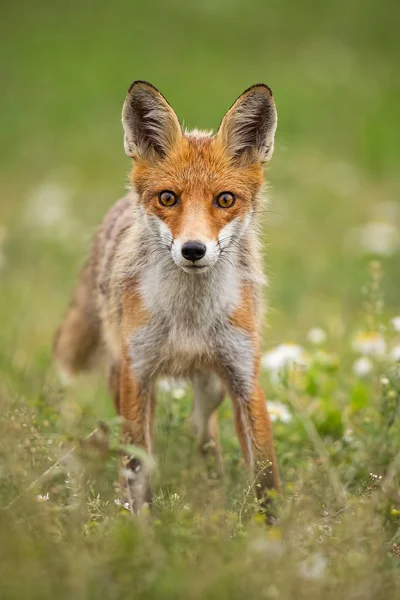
[122,81,182,160]
[216,84,277,164]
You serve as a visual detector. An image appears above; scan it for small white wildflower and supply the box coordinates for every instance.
[267,401,292,423]
[158,377,187,399]
[114,498,131,511]
[26,182,71,228]
[25,179,84,241]
[391,317,400,332]
[36,493,49,502]
[158,378,172,393]
[172,387,186,400]
[352,357,373,377]
[307,327,327,345]
[298,553,327,581]
[391,345,400,362]
[361,221,400,256]
[343,428,354,443]
[380,377,390,386]
[262,344,308,382]
[352,331,386,357]
[349,221,400,256]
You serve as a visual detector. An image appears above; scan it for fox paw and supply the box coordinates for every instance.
[120,456,152,514]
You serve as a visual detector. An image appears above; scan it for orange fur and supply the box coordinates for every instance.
[134,136,263,241]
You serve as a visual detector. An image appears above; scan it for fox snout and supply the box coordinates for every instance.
[181,241,207,262]
[170,235,221,273]
[149,207,254,274]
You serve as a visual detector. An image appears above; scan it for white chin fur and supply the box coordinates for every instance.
[180,264,211,274]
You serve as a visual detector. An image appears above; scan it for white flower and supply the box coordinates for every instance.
[267,401,292,423]
[298,553,327,581]
[26,182,71,228]
[391,345,400,362]
[343,428,354,443]
[25,179,84,241]
[391,317,400,332]
[346,222,400,257]
[262,344,308,378]
[352,331,386,356]
[158,377,187,399]
[381,377,389,386]
[307,328,326,345]
[158,378,172,393]
[352,357,373,377]
[114,498,131,511]
[36,493,49,502]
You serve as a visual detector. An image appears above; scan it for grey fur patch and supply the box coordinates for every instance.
[212,321,255,399]
[128,312,255,401]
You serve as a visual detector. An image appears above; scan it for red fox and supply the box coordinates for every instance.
[53,81,280,513]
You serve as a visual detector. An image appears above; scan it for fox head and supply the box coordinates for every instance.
[122,81,277,274]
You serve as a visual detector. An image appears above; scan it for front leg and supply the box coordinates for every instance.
[119,354,155,512]
[231,381,280,507]
[118,288,155,513]
[215,289,280,517]
[191,371,225,473]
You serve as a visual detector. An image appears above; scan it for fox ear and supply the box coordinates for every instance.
[217,84,277,164]
[122,81,182,160]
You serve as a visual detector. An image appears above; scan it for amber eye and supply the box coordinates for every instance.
[216,192,236,208]
[158,190,178,207]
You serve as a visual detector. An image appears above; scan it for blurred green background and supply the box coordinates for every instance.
[1,2,400,598]
[1,0,399,361]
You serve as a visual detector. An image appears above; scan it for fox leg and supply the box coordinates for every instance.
[118,355,155,513]
[231,382,280,501]
[217,321,280,517]
[191,372,225,471]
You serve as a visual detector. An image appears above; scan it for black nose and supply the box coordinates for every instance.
[181,241,207,262]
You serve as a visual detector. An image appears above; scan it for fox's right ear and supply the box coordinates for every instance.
[122,81,182,160]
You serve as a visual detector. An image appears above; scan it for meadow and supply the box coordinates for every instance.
[1,0,400,597]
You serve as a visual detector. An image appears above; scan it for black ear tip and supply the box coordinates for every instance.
[126,80,160,96]
[243,83,274,98]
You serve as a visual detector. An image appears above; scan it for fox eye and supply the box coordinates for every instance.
[216,192,236,209]
[158,190,178,207]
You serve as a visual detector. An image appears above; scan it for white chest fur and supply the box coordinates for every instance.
[131,259,242,375]
[140,259,240,327]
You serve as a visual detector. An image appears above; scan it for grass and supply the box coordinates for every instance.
[1,0,400,597]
